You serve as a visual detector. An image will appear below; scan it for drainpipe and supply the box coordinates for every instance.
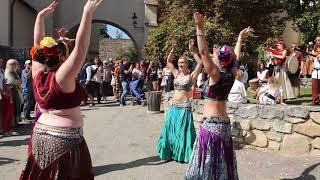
[9,0,16,48]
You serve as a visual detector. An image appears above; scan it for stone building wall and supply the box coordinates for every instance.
[99,38,133,62]
[190,100,320,156]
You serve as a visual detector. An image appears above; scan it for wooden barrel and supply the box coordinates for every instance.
[146,91,162,113]
[249,78,259,91]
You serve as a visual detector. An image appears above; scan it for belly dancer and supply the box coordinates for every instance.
[157,39,202,163]
[20,1,102,179]
[186,12,252,179]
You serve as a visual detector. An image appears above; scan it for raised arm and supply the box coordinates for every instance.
[56,0,102,92]
[56,27,76,45]
[234,27,254,60]
[166,41,178,77]
[32,1,59,78]
[34,1,58,45]
[189,39,202,82]
[194,12,220,82]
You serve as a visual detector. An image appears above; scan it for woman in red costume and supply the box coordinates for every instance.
[20,0,102,179]
[269,40,295,100]
[1,85,14,135]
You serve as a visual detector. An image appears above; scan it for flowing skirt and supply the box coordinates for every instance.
[21,123,93,180]
[274,66,295,99]
[186,117,238,180]
[157,102,196,163]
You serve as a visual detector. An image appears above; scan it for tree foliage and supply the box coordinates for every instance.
[145,0,285,64]
[99,25,110,38]
[280,0,320,42]
[118,44,139,63]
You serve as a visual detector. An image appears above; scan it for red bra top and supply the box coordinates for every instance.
[33,71,86,110]
[270,49,286,65]
[203,71,235,101]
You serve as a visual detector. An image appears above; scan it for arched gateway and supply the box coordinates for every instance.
[23,0,159,57]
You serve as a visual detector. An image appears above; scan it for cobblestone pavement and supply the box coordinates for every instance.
[0,101,320,180]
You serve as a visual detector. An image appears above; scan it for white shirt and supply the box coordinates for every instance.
[312,57,320,79]
[132,68,142,80]
[163,68,172,76]
[197,73,203,88]
[157,68,163,79]
[86,65,102,83]
[258,85,283,105]
[241,70,248,84]
[102,68,112,82]
[228,80,247,103]
[257,69,268,82]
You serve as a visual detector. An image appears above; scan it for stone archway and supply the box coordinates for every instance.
[23,0,160,58]
[67,20,140,58]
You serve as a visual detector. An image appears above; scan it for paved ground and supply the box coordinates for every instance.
[0,100,320,180]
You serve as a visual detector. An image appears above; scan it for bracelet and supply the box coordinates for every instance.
[196,32,205,36]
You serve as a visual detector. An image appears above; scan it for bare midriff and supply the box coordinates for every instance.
[37,106,83,128]
[172,90,193,103]
[203,100,228,119]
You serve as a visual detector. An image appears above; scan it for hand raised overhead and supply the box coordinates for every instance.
[56,27,68,38]
[239,26,254,38]
[39,1,59,17]
[84,0,103,14]
[171,40,177,50]
[193,12,206,29]
[189,39,195,52]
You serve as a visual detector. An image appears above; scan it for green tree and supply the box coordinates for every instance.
[99,24,110,38]
[280,0,320,42]
[115,30,124,39]
[118,44,139,63]
[145,0,285,65]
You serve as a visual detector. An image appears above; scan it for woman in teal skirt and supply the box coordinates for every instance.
[157,40,202,163]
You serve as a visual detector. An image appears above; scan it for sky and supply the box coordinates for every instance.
[106,25,130,39]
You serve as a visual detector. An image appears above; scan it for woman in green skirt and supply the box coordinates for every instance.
[157,40,202,163]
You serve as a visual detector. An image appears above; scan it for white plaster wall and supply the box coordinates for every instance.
[144,4,158,26]
[52,0,145,53]
[0,0,10,47]
[89,23,101,55]
[12,0,36,48]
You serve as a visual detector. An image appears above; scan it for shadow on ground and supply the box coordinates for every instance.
[93,155,168,176]
[0,137,30,147]
[14,123,32,136]
[0,123,31,147]
[0,157,18,166]
[281,163,320,180]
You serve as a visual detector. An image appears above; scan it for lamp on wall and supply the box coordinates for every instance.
[132,12,138,27]
[131,12,143,29]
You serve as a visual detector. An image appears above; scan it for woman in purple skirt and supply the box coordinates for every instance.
[185,12,253,180]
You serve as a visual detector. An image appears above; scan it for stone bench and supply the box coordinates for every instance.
[190,100,320,156]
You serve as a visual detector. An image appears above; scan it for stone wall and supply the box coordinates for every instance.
[191,100,320,156]
[99,38,133,62]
